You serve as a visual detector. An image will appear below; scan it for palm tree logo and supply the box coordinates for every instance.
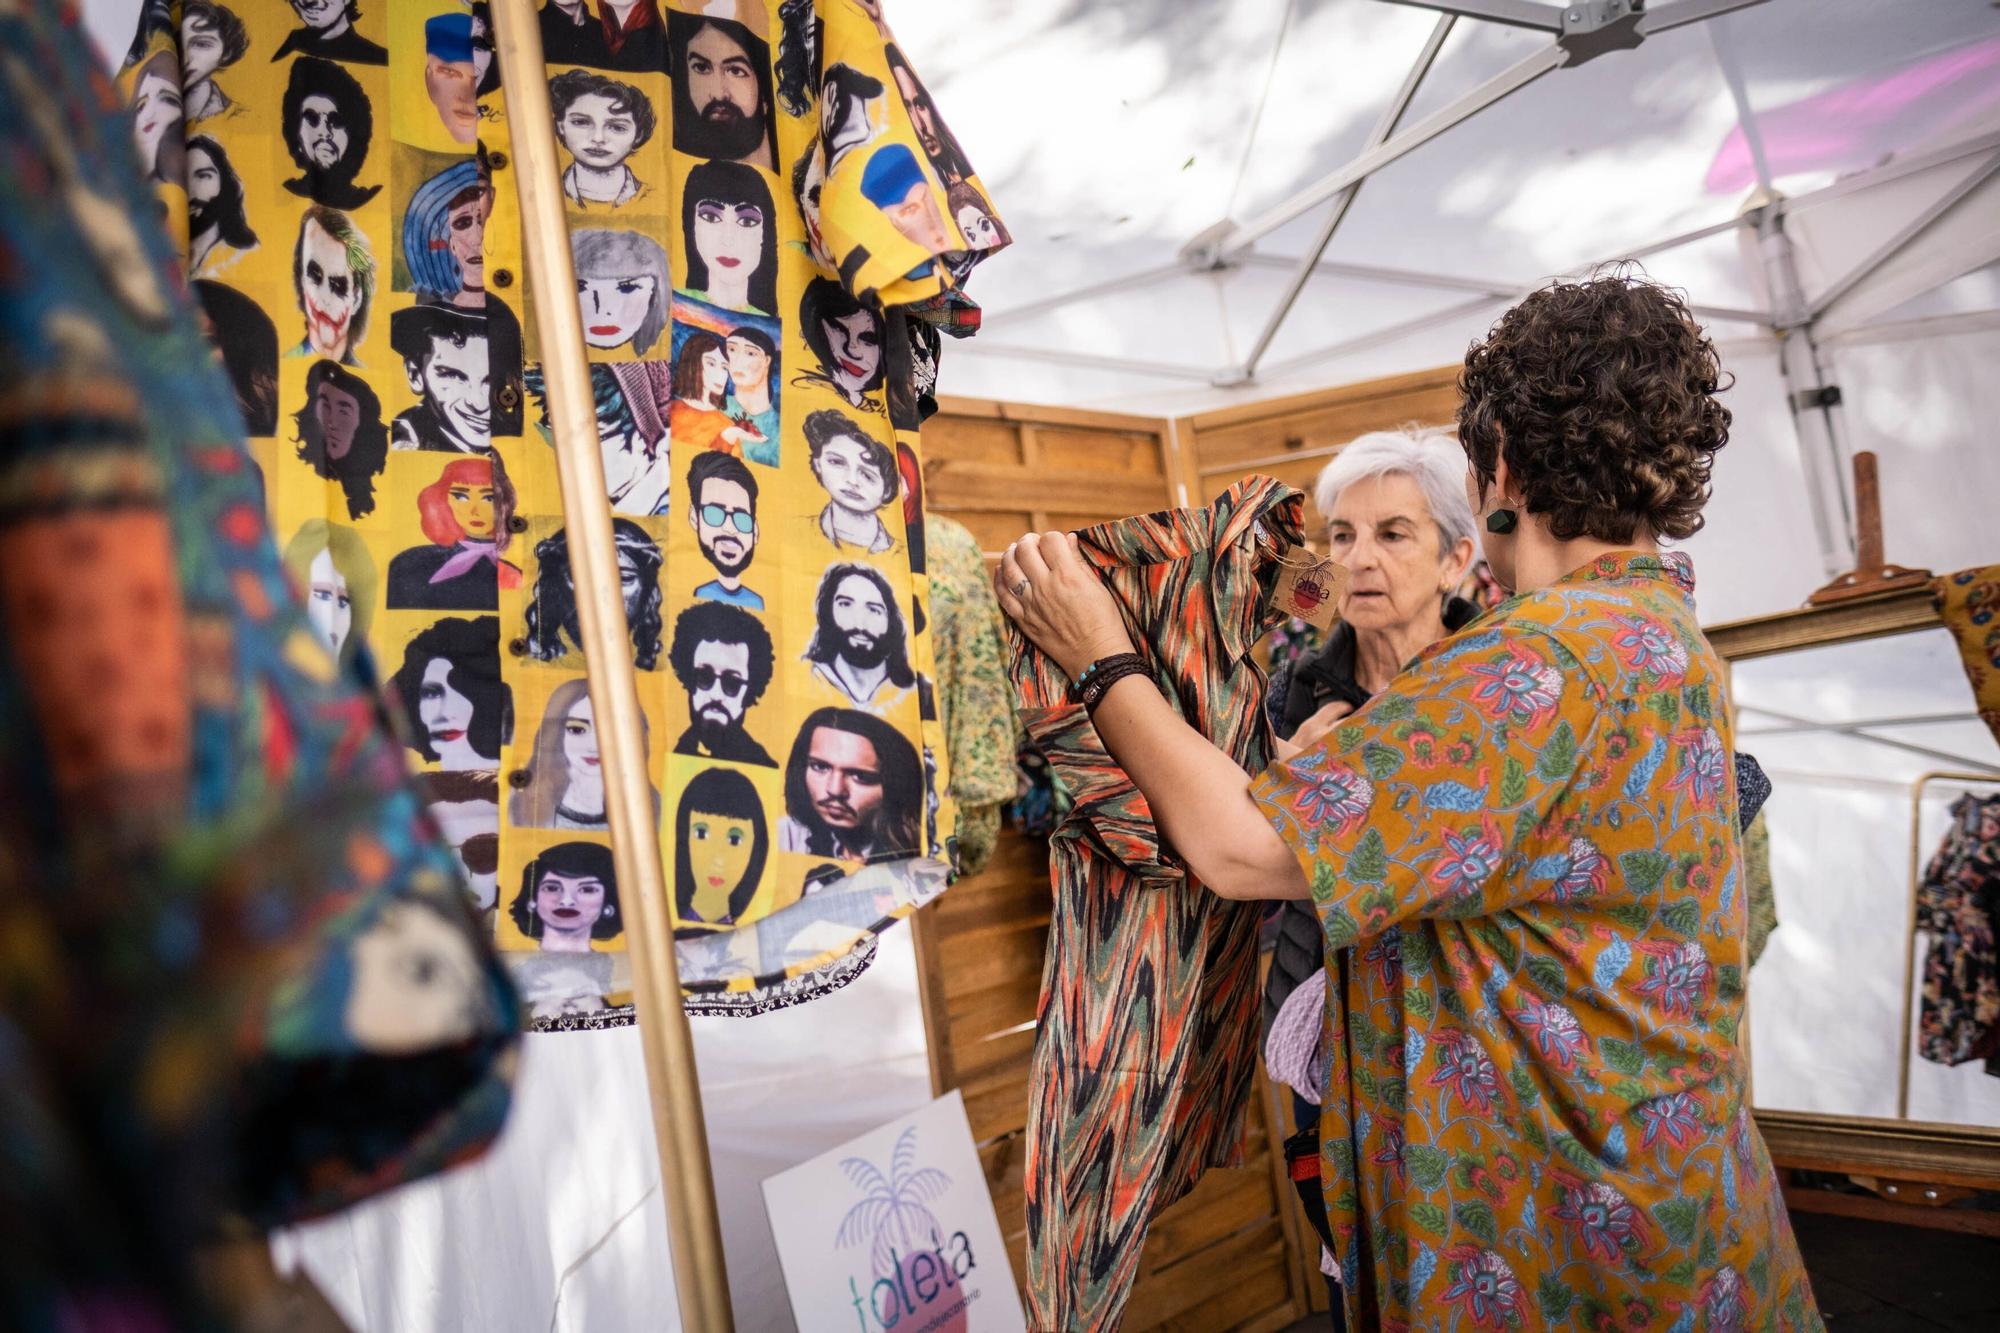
[834,1126,953,1278]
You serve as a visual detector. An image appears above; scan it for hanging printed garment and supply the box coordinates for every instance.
[1915,792,2000,1073]
[1935,564,2000,745]
[1007,476,1306,1330]
[0,7,518,1327]
[926,513,1016,874]
[1251,552,1821,1331]
[124,0,1006,1025]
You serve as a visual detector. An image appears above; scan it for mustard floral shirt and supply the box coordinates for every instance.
[1252,552,1823,1333]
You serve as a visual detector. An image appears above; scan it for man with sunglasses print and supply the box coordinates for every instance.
[686,450,763,609]
[668,600,774,767]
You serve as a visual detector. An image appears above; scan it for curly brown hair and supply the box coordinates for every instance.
[1457,269,1731,543]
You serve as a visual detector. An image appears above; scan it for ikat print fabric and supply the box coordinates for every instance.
[1251,551,1822,1332]
[124,0,1006,1025]
[0,5,517,1327]
[1007,476,1307,1331]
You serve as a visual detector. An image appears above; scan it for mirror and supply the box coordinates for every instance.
[1731,626,2000,1127]
[1709,588,2000,1195]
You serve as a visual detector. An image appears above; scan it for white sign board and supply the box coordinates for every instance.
[762,1089,1027,1333]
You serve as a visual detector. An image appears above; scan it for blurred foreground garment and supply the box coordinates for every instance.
[0,5,518,1329]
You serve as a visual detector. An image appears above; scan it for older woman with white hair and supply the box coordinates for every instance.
[1263,425,1481,1315]
[1275,425,1480,740]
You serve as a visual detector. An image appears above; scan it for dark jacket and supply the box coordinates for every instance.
[1263,598,1481,1036]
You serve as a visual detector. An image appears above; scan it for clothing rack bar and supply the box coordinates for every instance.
[1898,770,2000,1121]
[488,2,735,1326]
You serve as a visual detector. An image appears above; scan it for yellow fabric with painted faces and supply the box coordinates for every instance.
[125,0,1005,1024]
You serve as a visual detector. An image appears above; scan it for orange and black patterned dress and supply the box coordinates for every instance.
[1252,552,1823,1332]
[1009,475,1305,1331]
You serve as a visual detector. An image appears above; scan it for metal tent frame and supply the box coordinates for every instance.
[970,0,2000,580]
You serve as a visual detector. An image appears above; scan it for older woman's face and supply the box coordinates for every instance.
[1325,472,1449,633]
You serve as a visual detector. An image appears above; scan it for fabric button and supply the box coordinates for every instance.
[507,515,529,534]
[496,383,520,411]
[492,268,514,288]
[507,768,531,789]
[507,636,529,657]
[488,150,509,171]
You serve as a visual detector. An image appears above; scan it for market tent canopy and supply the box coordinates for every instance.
[893,0,2000,624]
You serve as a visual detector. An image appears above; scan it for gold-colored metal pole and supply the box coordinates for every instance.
[487,4,735,1326]
[1899,770,2000,1121]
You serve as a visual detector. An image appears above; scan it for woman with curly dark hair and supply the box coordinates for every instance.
[996,272,1821,1330]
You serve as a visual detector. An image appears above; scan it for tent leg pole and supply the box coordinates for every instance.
[489,2,735,1328]
[1755,205,1855,581]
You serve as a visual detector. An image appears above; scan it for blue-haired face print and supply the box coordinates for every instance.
[403,159,490,301]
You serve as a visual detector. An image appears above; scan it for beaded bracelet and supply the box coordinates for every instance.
[1076,652,1150,711]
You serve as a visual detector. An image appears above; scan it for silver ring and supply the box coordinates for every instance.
[1012,578,1031,599]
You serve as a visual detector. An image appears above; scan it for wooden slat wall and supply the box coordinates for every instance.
[913,396,1305,1332]
[1182,365,1462,503]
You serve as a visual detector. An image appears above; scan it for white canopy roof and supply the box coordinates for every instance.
[896,0,2000,626]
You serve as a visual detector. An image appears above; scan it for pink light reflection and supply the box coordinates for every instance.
[1708,35,2000,194]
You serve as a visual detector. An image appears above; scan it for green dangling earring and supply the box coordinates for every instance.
[1485,509,1518,535]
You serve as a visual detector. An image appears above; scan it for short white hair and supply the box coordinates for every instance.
[1311,425,1477,555]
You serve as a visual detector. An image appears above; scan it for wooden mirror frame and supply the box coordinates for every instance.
[1707,586,2000,1230]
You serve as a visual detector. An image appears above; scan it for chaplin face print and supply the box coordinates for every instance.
[293,206,375,363]
[550,70,656,209]
[670,14,776,169]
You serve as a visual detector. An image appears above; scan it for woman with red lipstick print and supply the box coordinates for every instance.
[680,160,778,316]
[796,276,885,410]
[672,767,769,936]
[509,842,622,952]
[571,227,671,356]
[386,456,522,611]
[389,615,511,773]
[510,678,660,830]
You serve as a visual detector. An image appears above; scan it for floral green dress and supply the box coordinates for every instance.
[1250,552,1822,1332]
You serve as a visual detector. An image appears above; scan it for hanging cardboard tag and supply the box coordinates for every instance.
[1271,550,1348,631]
